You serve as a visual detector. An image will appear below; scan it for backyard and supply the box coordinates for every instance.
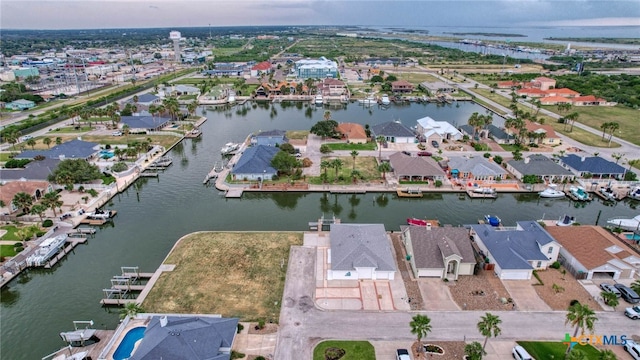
[143,231,302,322]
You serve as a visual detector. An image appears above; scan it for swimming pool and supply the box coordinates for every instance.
[625,233,640,241]
[99,150,114,159]
[113,326,145,360]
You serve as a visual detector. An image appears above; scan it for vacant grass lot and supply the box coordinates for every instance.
[313,341,376,360]
[286,130,309,140]
[517,341,601,359]
[1,245,19,258]
[309,156,380,184]
[324,142,377,151]
[143,232,302,322]
[560,105,640,146]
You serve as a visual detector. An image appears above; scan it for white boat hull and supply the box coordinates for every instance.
[607,215,640,230]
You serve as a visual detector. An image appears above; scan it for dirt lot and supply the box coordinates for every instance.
[532,268,603,311]
[449,268,514,311]
[411,341,467,360]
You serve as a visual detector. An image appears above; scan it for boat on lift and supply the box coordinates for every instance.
[539,184,565,198]
[599,186,617,201]
[629,186,640,200]
[569,186,590,201]
[607,215,640,231]
[380,94,391,106]
[556,215,576,226]
[484,214,501,227]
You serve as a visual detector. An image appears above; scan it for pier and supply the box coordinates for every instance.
[139,171,159,178]
[43,237,87,269]
[466,189,498,199]
[100,266,154,306]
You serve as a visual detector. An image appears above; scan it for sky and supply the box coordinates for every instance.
[1,0,639,30]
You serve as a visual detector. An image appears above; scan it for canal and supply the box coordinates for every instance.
[1,101,638,359]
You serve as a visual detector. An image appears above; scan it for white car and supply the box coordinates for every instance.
[112,131,123,136]
[626,305,640,320]
[21,135,33,141]
[396,348,411,360]
[625,340,640,360]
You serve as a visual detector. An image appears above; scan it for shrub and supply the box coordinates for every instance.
[493,155,503,164]
[111,162,128,172]
[14,242,22,247]
[230,350,245,359]
[550,261,561,269]
[14,246,24,253]
[320,144,332,154]
[255,357,266,360]
[570,299,580,306]
[36,231,45,237]
[87,189,99,197]
[42,219,54,227]
[324,347,346,360]
[483,152,491,158]
[257,319,265,329]
[434,180,443,188]
[532,270,544,285]
[236,323,244,334]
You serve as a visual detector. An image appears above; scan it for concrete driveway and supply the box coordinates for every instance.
[417,278,461,311]
[503,280,552,311]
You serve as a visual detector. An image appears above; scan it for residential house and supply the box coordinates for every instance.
[295,57,338,79]
[371,121,415,144]
[468,221,561,280]
[389,152,447,182]
[447,156,507,181]
[540,96,572,106]
[546,226,638,280]
[524,121,562,146]
[0,180,53,214]
[506,154,575,183]
[202,63,245,77]
[5,99,36,110]
[391,80,414,94]
[335,123,368,144]
[16,139,100,161]
[416,116,463,142]
[250,61,272,77]
[120,115,172,133]
[486,125,516,144]
[231,145,279,181]
[558,154,627,179]
[530,76,556,91]
[545,88,580,98]
[253,129,287,147]
[402,225,476,280]
[497,80,520,89]
[327,223,396,280]
[318,78,348,97]
[419,81,457,94]
[161,85,200,97]
[0,158,61,182]
[129,315,238,360]
[128,93,162,108]
[572,95,615,106]
[516,88,547,98]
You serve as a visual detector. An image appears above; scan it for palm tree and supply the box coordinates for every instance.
[12,192,33,214]
[43,137,52,149]
[532,99,542,117]
[5,129,19,151]
[607,122,619,146]
[350,150,359,171]
[330,158,344,179]
[119,302,144,320]
[600,122,610,140]
[467,112,482,139]
[42,191,63,217]
[409,314,432,352]
[187,101,198,119]
[464,341,484,360]
[601,291,619,310]
[477,312,501,354]
[26,138,36,150]
[30,204,47,222]
[320,160,331,182]
[598,349,617,360]
[564,112,579,132]
[565,302,598,355]
[123,124,130,139]
[55,137,63,145]
[378,162,391,180]
[323,110,332,121]
[376,135,385,160]
[630,279,640,294]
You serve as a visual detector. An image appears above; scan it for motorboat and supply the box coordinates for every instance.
[484,215,501,227]
[556,215,576,226]
[314,94,323,105]
[473,187,496,195]
[407,218,428,226]
[380,94,391,106]
[539,184,565,198]
[25,234,67,267]
[228,91,236,104]
[607,215,640,231]
[569,186,590,201]
[628,186,640,200]
[220,142,240,155]
[599,186,617,201]
[359,95,376,106]
[86,209,114,220]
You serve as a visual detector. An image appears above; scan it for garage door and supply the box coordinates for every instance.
[418,269,443,278]
[500,270,531,280]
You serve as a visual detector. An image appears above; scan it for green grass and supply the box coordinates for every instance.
[0,152,17,161]
[308,156,381,185]
[178,94,197,100]
[286,130,309,140]
[1,244,20,258]
[557,105,640,146]
[517,341,601,360]
[0,226,21,241]
[324,142,377,151]
[49,126,94,133]
[313,341,376,360]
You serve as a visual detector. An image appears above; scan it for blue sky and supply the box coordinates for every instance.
[1,0,639,29]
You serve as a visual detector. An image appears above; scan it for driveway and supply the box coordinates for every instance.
[416,278,461,311]
[503,280,552,311]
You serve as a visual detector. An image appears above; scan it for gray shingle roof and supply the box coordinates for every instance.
[508,154,574,176]
[560,154,626,175]
[0,158,60,181]
[330,223,396,272]
[372,121,415,138]
[232,145,279,176]
[256,129,287,137]
[447,156,507,176]
[120,116,172,130]
[16,139,98,160]
[132,93,159,104]
[488,125,515,141]
[405,226,475,269]
[130,315,238,360]
[389,152,446,177]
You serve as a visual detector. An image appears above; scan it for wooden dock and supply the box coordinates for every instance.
[396,189,422,198]
[44,237,87,269]
[140,171,159,177]
[100,267,155,306]
[565,190,592,202]
[226,189,243,198]
[466,190,498,199]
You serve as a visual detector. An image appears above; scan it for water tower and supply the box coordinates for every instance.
[169,31,181,62]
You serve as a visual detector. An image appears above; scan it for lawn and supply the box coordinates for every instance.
[286,130,310,140]
[0,152,17,161]
[0,226,22,241]
[517,341,601,360]
[1,244,20,258]
[557,105,640,146]
[324,142,377,151]
[309,156,381,185]
[313,341,376,360]
[143,232,302,322]
[80,134,182,150]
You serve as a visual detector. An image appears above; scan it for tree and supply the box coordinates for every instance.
[43,137,52,149]
[119,302,144,320]
[409,314,432,351]
[532,99,542,117]
[631,279,640,294]
[600,122,610,140]
[323,110,332,121]
[601,291,619,310]
[12,192,33,214]
[567,349,588,360]
[598,349,617,360]
[564,112,579,132]
[464,341,484,360]
[512,149,523,161]
[48,159,102,185]
[279,143,295,154]
[270,151,299,176]
[5,129,19,151]
[607,122,619,146]
[477,312,501,354]
[378,162,391,180]
[42,191,63,217]
[565,302,597,355]
[55,137,63,145]
[310,120,339,139]
[320,160,331,182]
[330,158,344,179]
[30,204,47,221]
[350,150,359,171]
[26,138,36,150]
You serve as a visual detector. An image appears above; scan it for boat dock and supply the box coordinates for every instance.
[139,171,159,177]
[466,190,498,199]
[396,188,423,198]
[225,189,243,198]
[331,189,367,194]
[565,190,592,202]
[43,237,87,269]
[100,266,154,306]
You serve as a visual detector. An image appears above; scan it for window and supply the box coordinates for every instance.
[536,261,542,268]
[547,247,553,254]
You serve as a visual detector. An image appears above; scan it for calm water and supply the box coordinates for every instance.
[1,101,638,360]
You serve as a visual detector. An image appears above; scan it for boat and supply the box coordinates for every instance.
[607,215,640,231]
[539,184,565,199]
[314,94,323,105]
[407,218,428,226]
[359,95,376,106]
[396,188,423,198]
[629,186,640,200]
[484,214,501,227]
[380,94,391,106]
[599,186,617,201]
[86,209,114,220]
[473,187,496,195]
[569,186,590,201]
[556,215,576,226]
[228,91,236,104]
[25,234,67,267]
[220,142,240,155]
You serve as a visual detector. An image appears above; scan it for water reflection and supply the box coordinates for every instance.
[0,286,20,306]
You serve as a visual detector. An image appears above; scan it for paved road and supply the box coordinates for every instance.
[275,246,632,360]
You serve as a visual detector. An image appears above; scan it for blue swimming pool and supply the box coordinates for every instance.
[625,233,640,241]
[113,326,145,360]
[99,150,114,159]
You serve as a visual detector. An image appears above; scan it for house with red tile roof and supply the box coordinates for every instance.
[524,121,562,146]
[497,80,521,89]
[250,61,272,77]
[546,88,580,98]
[335,123,368,144]
[318,78,347,96]
[572,95,615,106]
[539,96,572,106]
[531,76,556,90]
[0,180,53,214]
[391,80,414,94]
[516,88,547,98]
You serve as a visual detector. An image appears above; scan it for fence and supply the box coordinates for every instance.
[558,254,588,280]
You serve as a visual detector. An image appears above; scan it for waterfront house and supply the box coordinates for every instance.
[318,78,348,97]
[391,80,414,94]
[419,81,457,95]
[250,61,272,77]
[160,84,201,98]
[558,154,627,179]
[126,93,162,108]
[5,99,36,110]
[0,158,61,182]
[15,139,100,161]
[540,96,572,106]
[506,154,575,183]
[253,129,288,147]
[128,315,238,360]
[295,57,338,79]
[468,221,560,280]
[516,88,547,98]
[416,116,463,142]
[335,123,368,144]
[486,125,516,144]
[546,226,638,280]
[524,121,562,145]
[231,145,279,181]
[446,156,507,182]
[0,180,53,215]
[388,152,446,182]
[402,224,476,280]
[327,223,396,280]
[571,95,615,106]
[371,121,415,144]
[120,115,172,133]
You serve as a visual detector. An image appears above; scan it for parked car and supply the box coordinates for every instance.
[402,151,412,156]
[625,305,640,320]
[599,282,621,298]
[417,151,432,157]
[614,283,640,304]
[21,135,33,142]
[512,345,533,360]
[431,140,439,148]
[112,131,123,136]
[396,348,411,360]
[624,340,640,360]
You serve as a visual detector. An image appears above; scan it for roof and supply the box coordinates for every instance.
[0,158,60,181]
[517,88,546,96]
[487,125,516,141]
[329,223,396,272]
[129,315,238,360]
[336,123,367,140]
[371,121,415,138]
[256,129,287,138]
[524,121,560,139]
[389,152,446,177]
[540,96,572,104]
[10,99,35,105]
[447,156,507,176]
[0,180,51,206]
[552,88,580,96]
[120,115,172,130]
[546,226,637,271]
[404,226,475,269]
[507,154,574,176]
[135,93,160,104]
[16,139,99,160]
[573,95,606,102]
[416,116,463,137]
[232,145,279,175]
[560,154,626,175]
[321,78,345,86]
[469,221,557,270]
[535,76,555,82]
[251,61,272,71]
[391,80,413,87]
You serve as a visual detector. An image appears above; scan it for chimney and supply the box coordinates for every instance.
[160,316,168,327]
[524,157,530,164]
[426,223,432,230]
[581,156,586,162]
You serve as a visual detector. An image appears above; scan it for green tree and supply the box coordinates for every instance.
[409,314,432,352]
[598,349,617,360]
[12,192,33,214]
[279,143,295,154]
[55,137,63,145]
[600,122,610,140]
[477,312,501,354]
[565,303,598,355]
[270,151,299,176]
[464,341,484,360]
[26,138,36,150]
[376,135,386,160]
[601,291,619,310]
[350,150,359,171]
[323,110,332,121]
[320,160,331,182]
[30,203,47,221]
[630,279,640,294]
[512,149,523,161]
[310,120,339,139]
[330,158,344,179]
[607,122,619,147]
[42,137,52,149]
[42,191,63,217]
[48,159,102,184]
[119,302,144,320]
[5,129,19,150]
[467,112,482,139]
[378,162,391,180]
[567,348,588,360]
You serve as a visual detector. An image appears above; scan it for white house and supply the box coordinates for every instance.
[416,116,463,142]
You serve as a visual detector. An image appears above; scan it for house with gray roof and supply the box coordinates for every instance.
[15,139,99,160]
[468,221,560,280]
[127,93,161,107]
[252,129,288,147]
[389,152,446,182]
[371,121,415,144]
[129,314,238,360]
[558,154,627,179]
[402,225,476,280]
[0,158,60,182]
[231,145,280,181]
[447,156,507,181]
[120,115,172,132]
[506,154,575,183]
[328,223,396,280]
